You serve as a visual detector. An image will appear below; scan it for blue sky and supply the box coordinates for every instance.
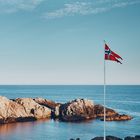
[0,0,140,85]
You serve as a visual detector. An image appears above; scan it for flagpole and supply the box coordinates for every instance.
[103,40,122,140]
[104,41,106,140]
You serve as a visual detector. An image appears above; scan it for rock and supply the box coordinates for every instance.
[0,96,35,124]
[15,98,51,119]
[15,117,36,122]
[94,105,132,121]
[94,105,117,117]
[124,136,135,140]
[91,136,122,140]
[53,104,61,118]
[33,97,61,118]
[69,138,80,140]
[0,96,52,124]
[91,137,103,140]
[106,136,123,140]
[124,136,140,140]
[0,96,133,124]
[135,136,140,140]
[103,114,132,121]
[59,99,96,122]
[33,97,60,110]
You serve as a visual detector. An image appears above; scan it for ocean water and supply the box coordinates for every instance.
[0,85,140,140]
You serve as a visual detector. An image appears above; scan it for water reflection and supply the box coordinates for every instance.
[0,119,50,136]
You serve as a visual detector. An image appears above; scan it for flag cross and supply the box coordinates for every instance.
[105,50,111,55]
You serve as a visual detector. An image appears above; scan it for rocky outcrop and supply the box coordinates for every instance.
[0,96,132,124]
[0,96,35,124]
[33,97,60,110]
[94,104,132,121]
[70,138,80,140]
[124,136,140,140]
[59,99,96,121]
[70,135,140,140]
[33,97,61,118]
[15,98,51,119]
[103,114,132,121]
[91,136,123,140]
[124,137,135,140]
[59,101,132,122]
[94,104,117,117]
[0,96,51,124]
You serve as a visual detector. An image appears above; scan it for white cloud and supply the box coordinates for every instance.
[43,2,92,19]
[112,1,140,8]
[0,0,140,17]
[43,0,140,19]
[0,0,44,13]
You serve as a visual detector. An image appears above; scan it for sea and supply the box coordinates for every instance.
[0,85,140,140]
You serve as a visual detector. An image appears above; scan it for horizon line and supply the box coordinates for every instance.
[0,84,139,86]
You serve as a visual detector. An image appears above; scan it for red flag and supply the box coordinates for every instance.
[104,43,123,64]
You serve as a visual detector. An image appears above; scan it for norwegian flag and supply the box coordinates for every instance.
[105,43,123,64]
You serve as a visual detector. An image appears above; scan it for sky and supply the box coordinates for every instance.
[0,0,140,85]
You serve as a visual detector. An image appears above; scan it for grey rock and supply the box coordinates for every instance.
[124,136,135,140]
[135,136,140,140]
[59,99,95,122]
[0,96,52,124]
[33,97,60,110]
[15,98,51,119]
[91,136,122,140]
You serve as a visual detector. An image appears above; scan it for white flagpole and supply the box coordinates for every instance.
[104,41,106,140]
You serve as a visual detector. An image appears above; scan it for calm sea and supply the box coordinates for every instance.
[0,85,140,140]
